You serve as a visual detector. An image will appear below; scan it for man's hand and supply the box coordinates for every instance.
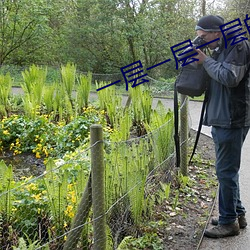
[194,49,207,64]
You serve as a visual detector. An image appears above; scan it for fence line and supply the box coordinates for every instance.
[35,149,175,249]
[0,93,190,249]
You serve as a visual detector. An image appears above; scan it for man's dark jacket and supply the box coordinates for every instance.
[203,31,250,128]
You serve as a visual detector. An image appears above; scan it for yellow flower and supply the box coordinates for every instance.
[43,147,49,157]
[12,207,17,212]
[36,152,41,159]
[67,189,77,204]
[3,130,9,135]
[26,183,37,191]
[21,176,32,181]
[10,143,14,150]
[14,149,22,155]
[71,195,76,204]
[65,205,74,218]
[32,193,42,201]
[100,110,106,115]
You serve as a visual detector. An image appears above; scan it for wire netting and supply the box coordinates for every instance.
[0,116,187,249]
[0,74,192,249]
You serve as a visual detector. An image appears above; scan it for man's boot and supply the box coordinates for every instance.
[211,214,247,229]
[204,222,240,238]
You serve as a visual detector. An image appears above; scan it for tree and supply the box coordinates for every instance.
[0,0,48,65]
[0,0,79,66]
[66,0,198,78]
[1,0,218,79]
[218,0,250,21]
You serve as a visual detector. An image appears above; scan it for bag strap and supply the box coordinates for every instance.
[189,91,208,164]
[174,80,180,168]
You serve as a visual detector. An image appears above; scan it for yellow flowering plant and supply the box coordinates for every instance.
[0,106,104,158]
[11,176,49,241]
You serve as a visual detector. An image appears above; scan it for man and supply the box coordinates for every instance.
[194,15,250,238]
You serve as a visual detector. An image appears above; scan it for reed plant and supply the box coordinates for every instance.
[43,159,69,247]
[21,65,47,118]
[0,73,12,117]
[110,109,132,141]
[106,97,122,128]
[76,72,92,112]
[43,157,89,226]
[96,81,122,128]
[96,81,110,111]
[141,89,153,124]
[130,85,152,124]
[0,161,16,250]
[144,100,174,164]
[43,159,68,224]
[127,140,150,224]
[43,84,56,114]
[0,161,14,222]
[105,136,153,226]
[52,83,73,122]
[61,63,76,103]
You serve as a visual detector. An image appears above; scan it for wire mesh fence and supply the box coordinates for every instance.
[0,68,192,249]
[0,96,191,249]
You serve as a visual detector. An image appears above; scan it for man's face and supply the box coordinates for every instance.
[196,30,221,49]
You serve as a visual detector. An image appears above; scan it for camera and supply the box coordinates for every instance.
[177,36,207,62]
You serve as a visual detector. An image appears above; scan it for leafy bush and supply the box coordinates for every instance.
[0,106,103,158]
[150,77,176,96]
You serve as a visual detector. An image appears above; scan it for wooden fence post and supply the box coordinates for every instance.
[91,124,106,250]
[63,175,92,250]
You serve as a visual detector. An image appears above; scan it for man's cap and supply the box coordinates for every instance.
[195,15,224,32]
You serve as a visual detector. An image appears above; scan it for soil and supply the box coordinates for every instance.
[158,130,217,250]
[109,129,217,250]
[0,152,45,180]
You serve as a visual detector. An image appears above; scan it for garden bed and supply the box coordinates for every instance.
[0,152,45,180]
[0,130,217,250]
[160,131,217,250]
